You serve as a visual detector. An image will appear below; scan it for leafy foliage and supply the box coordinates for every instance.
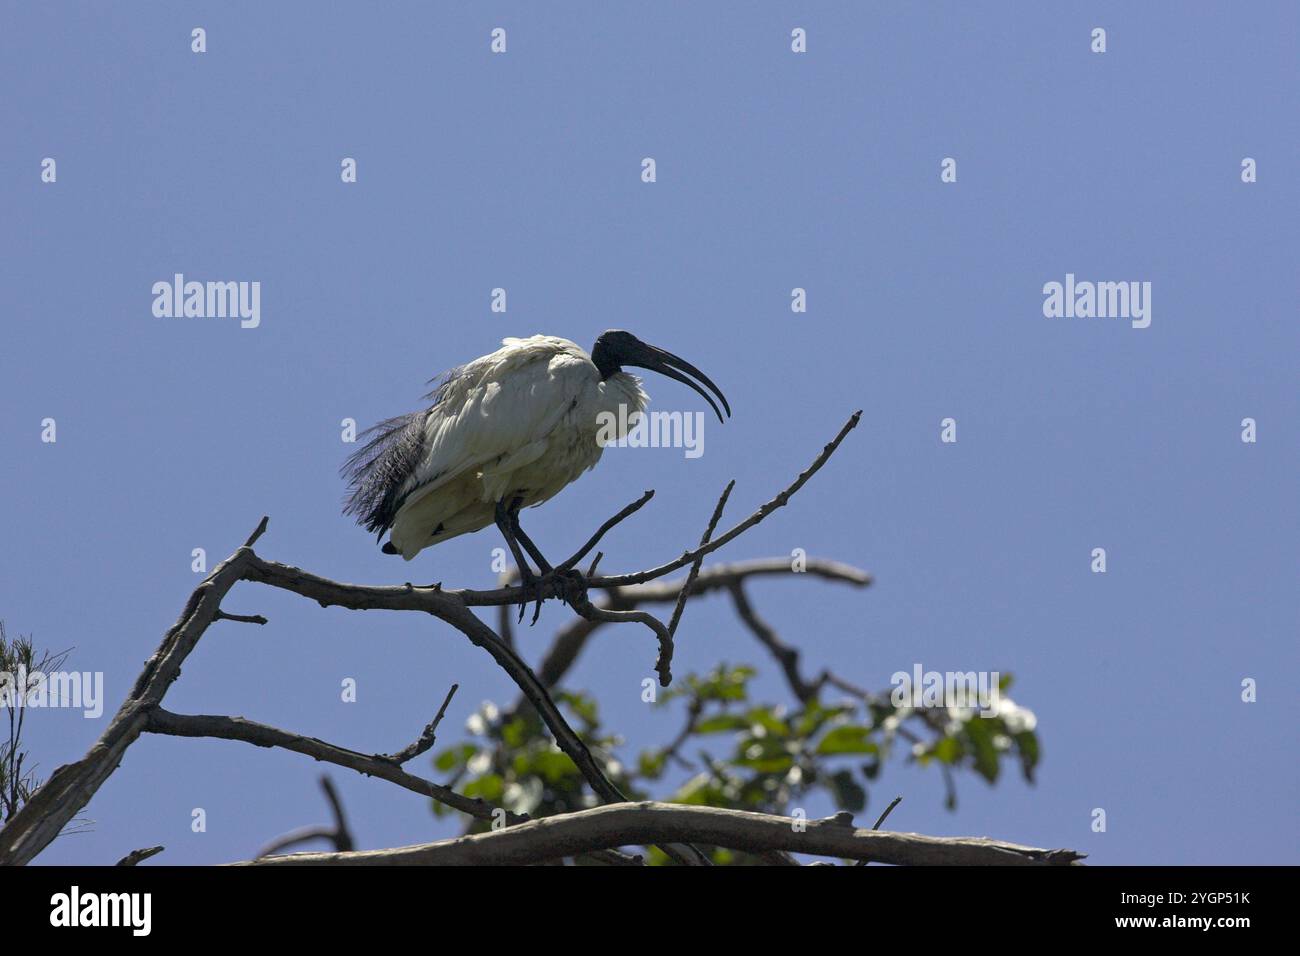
[432,662,1040,861]
[0,621,70,824]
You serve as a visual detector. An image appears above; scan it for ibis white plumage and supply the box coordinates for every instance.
[342,331,730,575]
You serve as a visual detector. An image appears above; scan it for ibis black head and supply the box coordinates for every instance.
[591,329,731,424]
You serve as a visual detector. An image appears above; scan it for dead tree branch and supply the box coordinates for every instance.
[3,410,1044,869]
[532,557,871,693]
[257,775,354,857]
[144,708,521,826]
[666,480,734,640]
[383,684,458,765]
[588,410,862,588]
[115,845,164,866]
[233,801,1084,867]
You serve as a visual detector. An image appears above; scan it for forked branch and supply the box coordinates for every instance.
[0,409,1065,869]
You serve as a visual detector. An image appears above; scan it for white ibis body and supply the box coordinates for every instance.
[343,331,730,565]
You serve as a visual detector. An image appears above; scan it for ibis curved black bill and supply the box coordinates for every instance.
[642,346,731,424]
[592,329,731,424]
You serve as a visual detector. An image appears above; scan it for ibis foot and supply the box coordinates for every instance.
[493,498,588,626]
[508,567,589,627]
[512,567,546,626]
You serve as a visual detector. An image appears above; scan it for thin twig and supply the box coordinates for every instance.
[590,411,861,587]
[559,491,655,571]
[385,684,459,765]
[213,609,268,626]
[146,708,522,825]
[667,480,734,639]
[243,516,270,548]
[873,796,902,831]
[259,775,355,857]
[318,776,354,851]
[855,796,907,865]
[257,825,337,858]
[568,595,675,686]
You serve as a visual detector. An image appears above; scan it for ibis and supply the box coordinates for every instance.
[342,331,730,590]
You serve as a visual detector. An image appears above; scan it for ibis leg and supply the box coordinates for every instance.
[507,497,555,625]
[507,497,554,575]
[495,498,546,625]
[494,499,535,582]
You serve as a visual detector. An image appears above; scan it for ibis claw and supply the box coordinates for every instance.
[508,567,588,627]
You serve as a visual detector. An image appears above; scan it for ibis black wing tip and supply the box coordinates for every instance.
[381,541,399,555]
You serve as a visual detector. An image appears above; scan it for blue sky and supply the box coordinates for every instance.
[2,2,1296,865]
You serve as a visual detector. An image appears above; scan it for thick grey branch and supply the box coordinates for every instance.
[234,801,1084,867]
[0,531,260,866]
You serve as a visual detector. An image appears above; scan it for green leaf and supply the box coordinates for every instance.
[693,714,750,735]
[464,773,504,802]
[533,749,585,785]
[734,755,795,774]
[557,691,599,726]
[794,702,853,738]
[433,743,477,773]
[815,725,878,756]
[932,736,961,764]
[1015,731,1040,783]
[745,707,790,737]
[500,717,530,749]
[964,719,1000,783]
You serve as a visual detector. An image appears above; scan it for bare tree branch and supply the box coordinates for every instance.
[212,609,268,626]
[258,775,355,857]
[666,480,734,640]
[566,592,676,686]
[873,796,903,831]
[532,556,870,693]
[236,555,634,811]
[383,684,458,765]
[0,535,260,866]
[234,801,1084,867]
[6,411,1035,871]
[729,582,821,702]
[144,708,521,826]
[318,776,353,850]
[559,490,655,571]
[115,845,164,866]
[589,410,862,587]
[257,825,338,858]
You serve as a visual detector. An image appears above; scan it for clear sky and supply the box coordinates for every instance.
[2,2,1296,865]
